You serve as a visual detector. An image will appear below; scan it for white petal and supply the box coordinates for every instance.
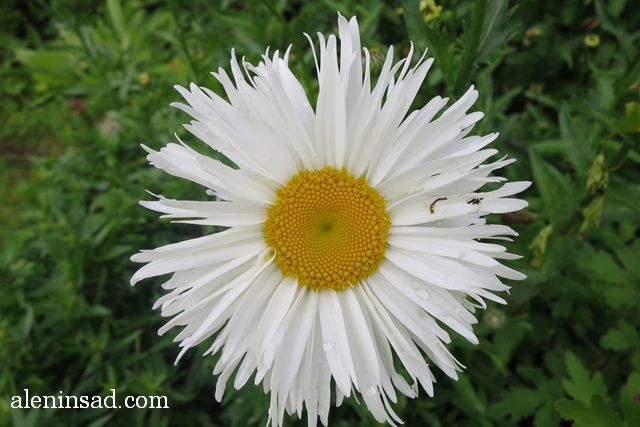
[318,291,357,396]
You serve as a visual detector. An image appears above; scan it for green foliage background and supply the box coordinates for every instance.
[1,0,639,426]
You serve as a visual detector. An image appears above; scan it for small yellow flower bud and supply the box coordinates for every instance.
[419,0,442,23]
[523,27,543,46]
[138,72,150,86]
[584,33,600,47]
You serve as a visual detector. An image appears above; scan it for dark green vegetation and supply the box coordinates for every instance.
[1,0,639,426]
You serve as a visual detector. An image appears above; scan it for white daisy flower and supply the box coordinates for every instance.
[131,14,530,427]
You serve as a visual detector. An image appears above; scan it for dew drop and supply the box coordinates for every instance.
[364,386,377,396]
[323,341,333,352]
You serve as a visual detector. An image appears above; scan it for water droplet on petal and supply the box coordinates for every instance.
[323,341,333,352]
[364,386,377,396]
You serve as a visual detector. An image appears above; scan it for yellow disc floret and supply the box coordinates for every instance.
[264,166,390,292]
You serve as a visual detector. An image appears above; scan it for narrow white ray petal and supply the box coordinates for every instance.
[174,254,274,363]
[388,234,499,267]
[377,149,498,200]
[141,198,266,227]
[302,314,321,427]
[155,252,258,314]
[220,266,282,367]
[368,273,459,380]
[315,33,347,168]
[130,234,264,284]
[360,278,435,396]
[389,180,530,226]
[338,289,381,389]
[144,142,276,205]
[379,263,479,345]
[337,15,363,111]
[270,289,317,427]
[260,284,306,377]
[318,291,357,396]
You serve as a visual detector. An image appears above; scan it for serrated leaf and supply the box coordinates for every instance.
[491,386,543,422]
[602,284,640,309]
[620,372,640,426]
[575,246,627,285]
[600,320,640,351]
[560,105,595,174]
[529,148,578,226]
[575,245,637,309]
[556,396,622,427]
[562,352,608,405]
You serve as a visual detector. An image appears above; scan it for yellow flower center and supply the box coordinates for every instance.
[264,167,390,292]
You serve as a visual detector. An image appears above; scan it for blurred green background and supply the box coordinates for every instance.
[1,0,639,426]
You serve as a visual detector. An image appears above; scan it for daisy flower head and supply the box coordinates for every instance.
[131,14,530,427]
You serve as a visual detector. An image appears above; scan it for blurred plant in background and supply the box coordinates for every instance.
[0,0,638,426]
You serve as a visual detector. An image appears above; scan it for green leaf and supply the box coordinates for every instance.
[620,372,640,426]
[561,352,608,405]
[107,0,130,50]
[453,375,485,415]
[594,0,634,57]
[491,317,534,368]
[476,0,520,63]
[401,0,456,92]
[620,102,640,133]
[560,105,595,175]
[17,306,35,340]
[491,386,544,422]
[575,246,627,285]
[575,245,638,309]
[632,351,640,372]
[529,148,578,226]
[556,396,622,427]
[453,0,486,96]
[608,0,628,17]
[600,320,640,351]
